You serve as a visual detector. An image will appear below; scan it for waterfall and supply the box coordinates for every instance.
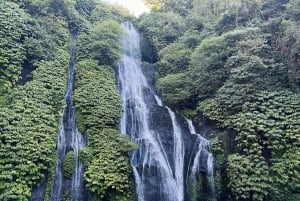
[51,32,87,201]
[207,153,216,200]
[118,22,215,201]
[118,22,178,201]
[167,107,184,201]
[51,118,66,200]
[187,119,216,201]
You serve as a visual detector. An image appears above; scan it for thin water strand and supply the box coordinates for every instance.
[186,119,216,201]
[51,119,66,200]
[51,31,86,201]
[187,118,196,134]
[154,95,163,106]
[167,107,185,201]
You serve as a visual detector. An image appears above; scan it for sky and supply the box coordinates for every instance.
[104,0,150,16]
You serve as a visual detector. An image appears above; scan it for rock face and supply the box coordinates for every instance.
[118,22,214,201]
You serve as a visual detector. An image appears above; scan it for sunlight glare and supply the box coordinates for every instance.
[104,0,150,16]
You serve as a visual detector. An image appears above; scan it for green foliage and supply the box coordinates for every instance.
[276,19,300,91]
[177,30,203,49]
[63,152,75,179]
[0,1,30,89]
[0,0,131,200]
[77,20,122,65]
[0,2,70,198]
[271,150,300,201]
[188,0,229,31]
[79,147,94,168]
[24,16,69,65]
[215,0,263,34]
[157,73,193,109]
[227,154,271,201]
[157,42,192,76]
[0,49,69,199]
[90,2,121,23]
[189,27,266,101]
[137,11,185,62]
[199,90,300,200]
[74,60,122,132]
[83,128,136,201]
[48,0,81,30]
[189,34,230,100]
[75,0,95,20]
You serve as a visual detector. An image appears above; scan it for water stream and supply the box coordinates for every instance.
[51,31,86,201]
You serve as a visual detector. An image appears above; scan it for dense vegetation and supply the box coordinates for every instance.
[0,0,70,199]
[0,0,134,200]
[140,0,300,200]
[0,0,299,200]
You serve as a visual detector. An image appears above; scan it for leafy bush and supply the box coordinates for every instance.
[77,20,122,66]
[137,11,185,62]
[157,42,192,76]
[199,89,300,200]
[0,1,30,89]
[227,154,271,201]
[63,151,75,179]
[79,147,94,168]
[74,60,122,132]
[83,128,136,201]
[188,35,230,99]
[157,73,193,109]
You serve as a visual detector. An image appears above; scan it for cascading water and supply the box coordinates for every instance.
[118,22,178,201]
[187,119,216,201]
[51,31,87,201]
[118,22,215,201]
[167,107,184,201]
